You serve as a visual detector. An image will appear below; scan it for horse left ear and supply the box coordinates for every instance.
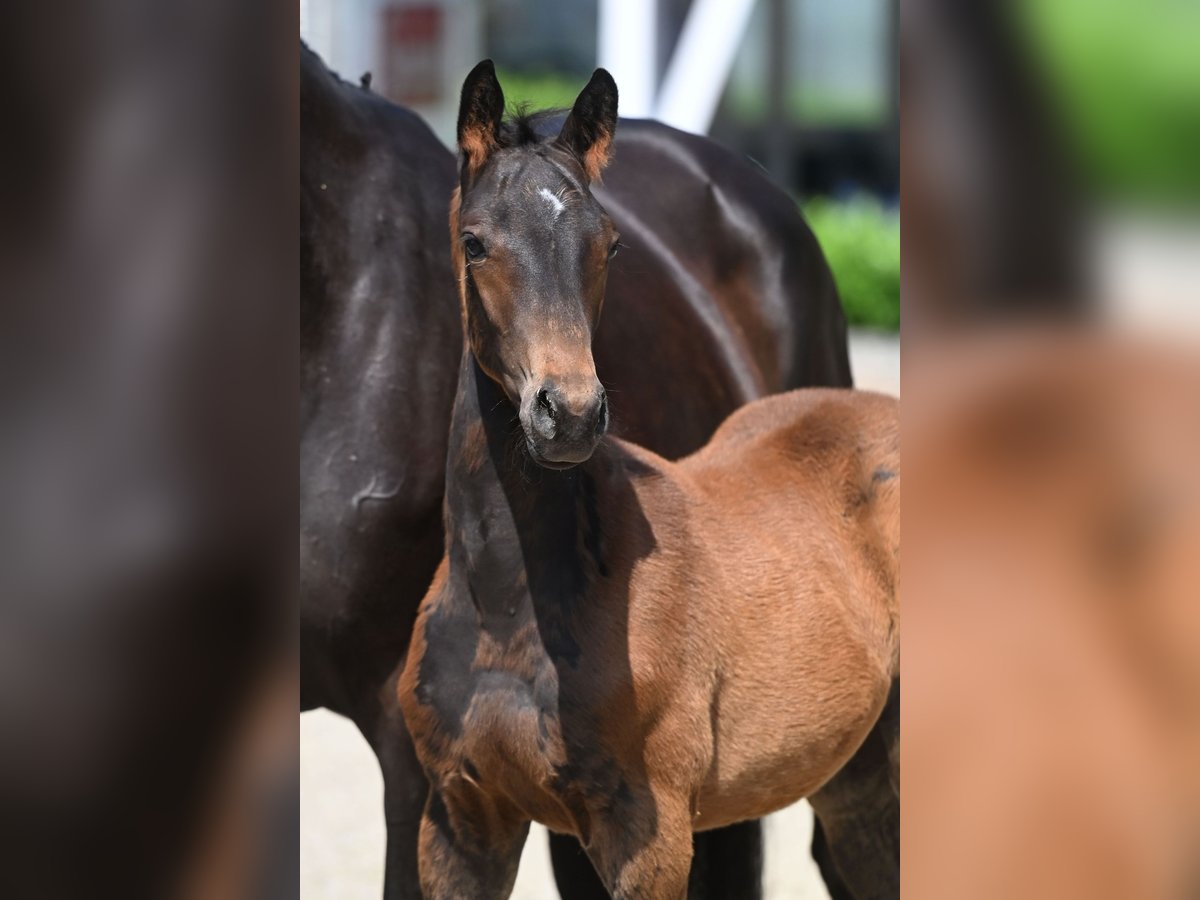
[555,69,618,182]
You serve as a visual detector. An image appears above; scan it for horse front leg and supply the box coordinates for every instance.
[376,717,428,900]
[585,790,695,900]
[552,821,765,899]
[686,820,763,899]
[359,676,428,900]
[549,831,612,899]
[417,787,529,900]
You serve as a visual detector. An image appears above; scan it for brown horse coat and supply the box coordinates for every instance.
[401,375,899,898]
[301,39,857,900]
[398,60,899,900]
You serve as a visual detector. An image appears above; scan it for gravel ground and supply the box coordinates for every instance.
[300,329,899,899]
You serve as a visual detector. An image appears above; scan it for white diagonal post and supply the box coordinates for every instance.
[654,0,758,135]
[598,0,658,118]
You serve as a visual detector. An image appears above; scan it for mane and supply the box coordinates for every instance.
[300,40,374,94]
[496,106,568,149]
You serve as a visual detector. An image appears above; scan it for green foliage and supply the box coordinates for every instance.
[802,197,900,331]
[1017,0,1200,206]
[724,82,885,127]
[494,68,583,113]
[494,68,883,127]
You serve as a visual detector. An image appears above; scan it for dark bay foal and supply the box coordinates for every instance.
[399,63,900,899]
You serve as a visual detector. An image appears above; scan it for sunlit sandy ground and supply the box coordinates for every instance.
[300,329,898,899]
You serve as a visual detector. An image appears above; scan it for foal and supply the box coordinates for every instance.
[400,62,900,899]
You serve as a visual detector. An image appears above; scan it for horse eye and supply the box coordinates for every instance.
[608,240,621,260]
[464,236,486,261]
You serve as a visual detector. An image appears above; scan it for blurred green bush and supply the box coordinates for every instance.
[803,196,900,331]
[1018,0,1200,207]
[494,68,583,113]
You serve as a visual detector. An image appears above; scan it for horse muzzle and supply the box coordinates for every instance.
[521,379,608,468]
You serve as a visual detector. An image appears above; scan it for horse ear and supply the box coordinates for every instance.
[457,59,505,178]
[554,69,618,182]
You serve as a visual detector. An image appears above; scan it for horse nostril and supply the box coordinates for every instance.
[531,387,558,440]
[595,393,609,435]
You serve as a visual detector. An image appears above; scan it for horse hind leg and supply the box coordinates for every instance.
[808,678,899,900]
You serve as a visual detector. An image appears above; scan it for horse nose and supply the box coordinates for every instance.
[531,383,607,443]
[593,387,609,436]
[532,387,557,439]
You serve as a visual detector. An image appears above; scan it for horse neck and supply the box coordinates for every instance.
[444,351,599,645]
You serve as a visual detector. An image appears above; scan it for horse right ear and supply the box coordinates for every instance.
[457,60,505,179]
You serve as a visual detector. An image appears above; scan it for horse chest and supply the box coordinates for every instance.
[464,646,605,828]
[418,586,630,834]
[417,586,546,742]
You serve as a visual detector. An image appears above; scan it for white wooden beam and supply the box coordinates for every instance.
[598,0,658,118]
[654,0,758,134]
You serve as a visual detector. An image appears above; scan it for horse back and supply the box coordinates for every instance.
[604,120,848,383]
[592,392,898,822]
[300,44,461,706]
[685,388,900,652]
[591,120,851,460]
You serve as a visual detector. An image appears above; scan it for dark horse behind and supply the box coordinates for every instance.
[301,42,860,899]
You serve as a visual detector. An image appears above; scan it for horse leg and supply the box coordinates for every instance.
[686,820,763,899]
[550,817,763,899]
[586,794,695,900]
[811,816,854,900]
[808,678,899,900]
[378,724,428,899]
[358,682,430,900]
[417,788,529,900]
[549,832,611,899]
[332,655,422,900]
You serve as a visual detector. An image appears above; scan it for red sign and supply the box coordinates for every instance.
[381,4,444,105]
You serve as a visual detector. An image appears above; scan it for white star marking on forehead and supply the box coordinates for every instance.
[538,186,566,219]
